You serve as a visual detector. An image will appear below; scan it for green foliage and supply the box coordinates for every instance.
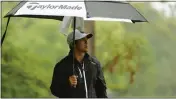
[95,21,154,91]
[1,2,68,98]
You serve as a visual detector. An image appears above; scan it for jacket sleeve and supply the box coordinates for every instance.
[95,61,108,98]
[50,61,71,98]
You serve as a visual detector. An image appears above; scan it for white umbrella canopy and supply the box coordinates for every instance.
[2,0,148,49]
[4,1,147,23]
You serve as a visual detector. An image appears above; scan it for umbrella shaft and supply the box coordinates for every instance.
[72,17,88,98]
[72,17,76,75]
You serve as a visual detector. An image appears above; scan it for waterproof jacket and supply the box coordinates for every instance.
[50,50,108,98]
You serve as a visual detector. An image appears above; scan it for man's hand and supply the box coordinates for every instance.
[69,75,78,87]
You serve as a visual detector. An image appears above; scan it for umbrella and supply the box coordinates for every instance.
[2,1,148,97]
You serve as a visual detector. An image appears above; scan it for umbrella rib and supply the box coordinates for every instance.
[1,17,11,46]
[13,1,28,16]
[4,1,27,18]
[84,0,90,18]
[129,4,149,23]
[8,14,63,20]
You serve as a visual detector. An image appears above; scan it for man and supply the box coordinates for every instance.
[50,29,108,98]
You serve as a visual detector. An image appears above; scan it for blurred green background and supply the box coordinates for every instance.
[1,1,176,98]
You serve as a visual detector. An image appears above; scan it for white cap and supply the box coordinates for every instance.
[67,29,93,45]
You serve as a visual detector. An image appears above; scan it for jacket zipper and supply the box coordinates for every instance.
[77,62,88,98]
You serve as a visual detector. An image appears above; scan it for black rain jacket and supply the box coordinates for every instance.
[50,50,108,98]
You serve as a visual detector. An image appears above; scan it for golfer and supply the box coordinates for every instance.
[50,29,108,98]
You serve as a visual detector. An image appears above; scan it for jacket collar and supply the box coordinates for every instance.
[68,50,91,64]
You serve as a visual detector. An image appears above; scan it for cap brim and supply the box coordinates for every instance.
[76,33,93,40]
[86,33,93,39]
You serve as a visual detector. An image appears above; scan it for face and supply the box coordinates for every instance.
[75,37,88,52]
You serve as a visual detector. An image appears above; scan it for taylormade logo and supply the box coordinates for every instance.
[27,2,82,10]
